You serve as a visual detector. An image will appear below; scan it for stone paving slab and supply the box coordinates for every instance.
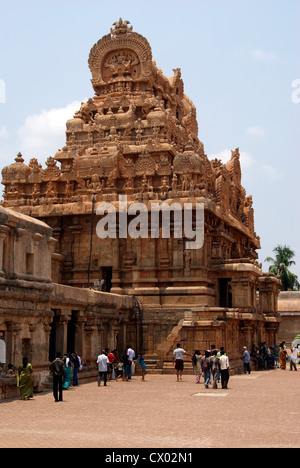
[0,369,299,448]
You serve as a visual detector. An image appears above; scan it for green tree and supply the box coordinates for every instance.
[265,245,299,291]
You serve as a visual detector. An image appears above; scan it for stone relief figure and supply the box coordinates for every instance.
[171,173,178,191]
[88,175,103,192]
[46,181,57,199]
[107,168,118,189]
[160,176,170,194]
[77,179,86,191]
[32,183,41,201]
[181,173,190,191]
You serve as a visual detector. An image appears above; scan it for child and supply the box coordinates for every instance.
[116,361,124,380]
[136,353,146,381]
[6,364,16,378]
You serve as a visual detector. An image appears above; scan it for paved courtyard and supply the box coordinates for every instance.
[0,368,299,449]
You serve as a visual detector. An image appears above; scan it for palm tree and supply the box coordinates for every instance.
[265,245,299,291]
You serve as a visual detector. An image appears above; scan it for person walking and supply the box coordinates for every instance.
[17,357,34,400]
[210,350,221,389]
[290,345,299,371]
[97,350,109,386]
[201,351,211,388]
[50,352,65,402]
[219,350,230,389]
[62,361,73,390]
[192,350,202,384]
[173,343,187,382]
[243,347,251,374]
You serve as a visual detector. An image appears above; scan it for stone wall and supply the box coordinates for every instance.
[0,206,133,398]
[278,291,300,344]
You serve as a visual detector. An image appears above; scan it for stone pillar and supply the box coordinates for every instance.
[84,319,99,364]
[55,312,71,356]
[0,226,10,277]
[75,314,86,358]
[108,320,120,351]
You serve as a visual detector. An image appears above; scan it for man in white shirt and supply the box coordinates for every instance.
[127,345,135,380]
[173,343,188,381]
[219,351,230,389]
[97,350,109,386]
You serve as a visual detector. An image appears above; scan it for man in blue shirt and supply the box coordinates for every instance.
[243,347,251,374]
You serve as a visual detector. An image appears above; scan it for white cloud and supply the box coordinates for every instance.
[18,100,82,163]
[208,149,255,170]
[246,126,265,137]
[251,48,279,61]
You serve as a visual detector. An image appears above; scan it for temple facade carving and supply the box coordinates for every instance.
[1,19,281,371]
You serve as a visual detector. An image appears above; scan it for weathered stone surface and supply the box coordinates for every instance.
[0,19,281,380]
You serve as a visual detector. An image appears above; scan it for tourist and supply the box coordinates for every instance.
[290,345,299,371]
[50,352,65,402]
[136,353,147,381]
[63,361,73,390]
[250,345,259,370]
[6,364,16,378]
[122,349,131,381]
[201,350,211,389]
[116,360,124,380]
[210,350,221,389]
[112,349,120,378]
[273,344,280,368]
[243,347,251,374]
[106,348,116,381]
[127,345,135,380]
[217,346,226,382]
[97,350,109,386]
[173,343,188,382]
[71,352,81,386]
[17,357,34,400]
[219,351,230,389]
[279,348,287,370]
[192,350,202,384]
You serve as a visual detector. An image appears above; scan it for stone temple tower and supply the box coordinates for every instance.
[1,19,281,368]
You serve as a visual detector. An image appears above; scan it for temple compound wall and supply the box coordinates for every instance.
[0,206,133,398]
[0,19,281,383]
[278,291,300,344]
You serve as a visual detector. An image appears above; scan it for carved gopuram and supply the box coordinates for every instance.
[1,19,281,371]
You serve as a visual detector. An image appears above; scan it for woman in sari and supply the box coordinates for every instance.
[279,349,287,370]
[63,361,72,389]
[17,357,34,400]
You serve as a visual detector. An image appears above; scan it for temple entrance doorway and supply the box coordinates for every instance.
[102,267,112,292]
[219,279,232,308]
[48,311,78,361]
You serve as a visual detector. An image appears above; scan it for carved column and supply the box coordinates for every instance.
[0,226,10,277]
[108,320,120,351]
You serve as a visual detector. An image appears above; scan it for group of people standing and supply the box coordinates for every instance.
[173,343,230,389]
[97,346,147,387]
[10,340,300,402]
[49,351,82,402]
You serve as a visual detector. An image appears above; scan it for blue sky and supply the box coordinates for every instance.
[0,0,299,279]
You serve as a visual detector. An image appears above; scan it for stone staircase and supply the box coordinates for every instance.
[137,355,194,375]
